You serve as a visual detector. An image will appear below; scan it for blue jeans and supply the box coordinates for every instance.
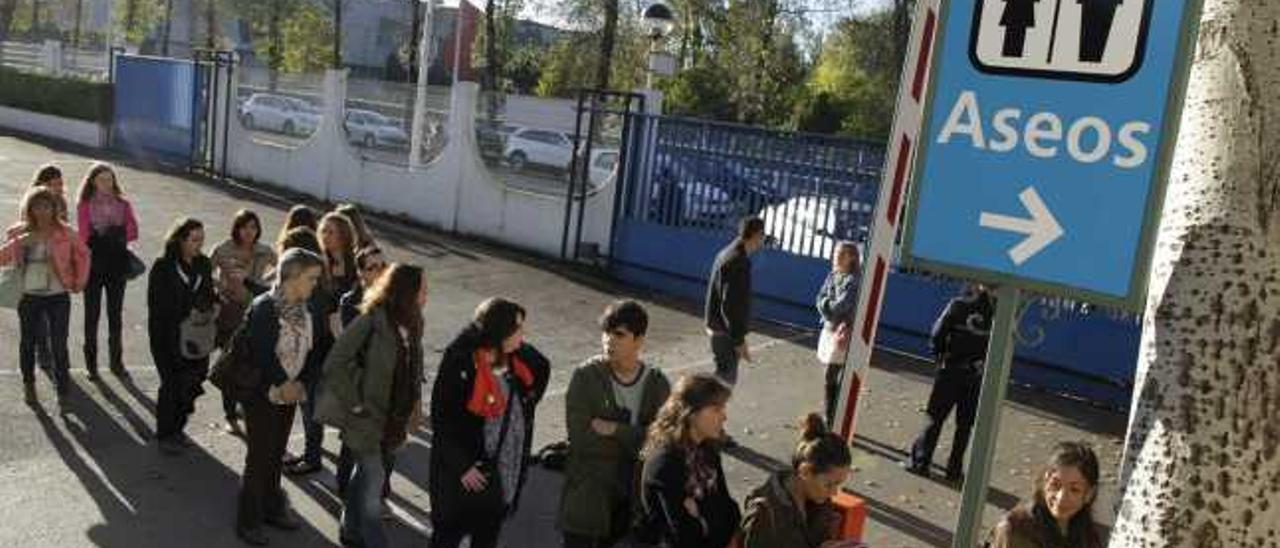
[301,377,324,465]
[342,450,388,548]
[19,293,70,391]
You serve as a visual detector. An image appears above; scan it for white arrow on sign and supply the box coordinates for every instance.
[979,186,1064,266]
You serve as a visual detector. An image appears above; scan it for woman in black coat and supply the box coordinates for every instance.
[147,218,217,455]
[428,297,550,548]
[636,374,740,548]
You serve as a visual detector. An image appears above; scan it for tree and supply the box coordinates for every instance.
[0,0,17,42]
[280,3,335,72]
[1110,1,1280,545]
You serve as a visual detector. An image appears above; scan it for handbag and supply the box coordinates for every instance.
[125,251,146,281]
[451,379,515,517]
[0,266,23,309]
[816,321,851,364]
[209,308,262,402]
[180,303,221,360]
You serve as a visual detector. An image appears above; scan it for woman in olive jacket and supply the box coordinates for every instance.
[316,263,427,548]
[428,297,550,548]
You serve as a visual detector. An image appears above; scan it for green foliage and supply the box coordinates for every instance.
[534,35,594,97]
[280,3,334,72]
[505,45,543,95]
[793,7,907,140]
[659,63,734,120]
[0,66,111,122]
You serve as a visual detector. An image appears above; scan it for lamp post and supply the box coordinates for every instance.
[642,2,675,90]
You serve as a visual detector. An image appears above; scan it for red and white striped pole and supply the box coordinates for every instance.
[836,0,942,440]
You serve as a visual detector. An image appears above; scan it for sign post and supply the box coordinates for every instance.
[894,0,1205,545]
[952,284,1020,547]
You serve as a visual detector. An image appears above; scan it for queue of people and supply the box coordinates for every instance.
[0,164,1105,548]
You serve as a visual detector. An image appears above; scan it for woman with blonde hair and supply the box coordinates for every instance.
[0,187,90,406]
[76,162,140,379]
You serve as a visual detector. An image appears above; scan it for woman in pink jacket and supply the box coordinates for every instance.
[0,187,90,407]
[76,163,140,379]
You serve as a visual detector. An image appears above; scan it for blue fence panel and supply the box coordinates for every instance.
[611,114,1142,408]
[112,55,199,162]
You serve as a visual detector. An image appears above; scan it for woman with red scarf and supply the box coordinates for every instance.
[429,297,550,548]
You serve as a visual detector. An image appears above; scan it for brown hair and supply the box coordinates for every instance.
[275,205,318,251]
[77,162,124,205]
[792,413,851,474]
[1034,442,1100,522]
[642,374,732,459]
[319,212,356,274]
[361,263,426,339]
[467,297,527,352]
[161,217,205,260]
[355,245,384,271]
[19,187,65,229]
[335,203,374,248]
[277,226,322,256]
[32,164,62,187]
[231,209,263,245]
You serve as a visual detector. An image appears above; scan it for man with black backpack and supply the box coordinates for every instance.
[905,284,995,482]
[559,301,672,548]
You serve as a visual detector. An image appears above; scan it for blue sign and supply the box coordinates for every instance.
[902,0,1201,307]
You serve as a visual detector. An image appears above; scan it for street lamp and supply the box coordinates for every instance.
[642,2,676,89]
[642,3,675,40]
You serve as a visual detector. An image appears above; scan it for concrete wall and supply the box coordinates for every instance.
[223,69,619,260]
[0,105,106,148]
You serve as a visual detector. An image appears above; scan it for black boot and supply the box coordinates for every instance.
[83,343,99,378]
[108,334,126,376]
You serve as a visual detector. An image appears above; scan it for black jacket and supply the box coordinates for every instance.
[705,241,752,344]
[427,330,551,521]
[147,254,216,363]
[339,285,364,328]
[930,289,995,366]
[638,444,741,548]
[247,293,330,389]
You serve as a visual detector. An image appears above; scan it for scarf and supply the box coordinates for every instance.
[272,286,310,331]
[684,444,720,501]
[466,348,534,418]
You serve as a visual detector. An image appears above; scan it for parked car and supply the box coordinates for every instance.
[239,93,321,137]
[344,109,409,149]
[476,121,522,162]
[588,149,619,187]
[647,153,736,224]
[504,128,575,172]
[758,194,872,258]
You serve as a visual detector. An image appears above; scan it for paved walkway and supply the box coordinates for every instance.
[0,132,1129,547]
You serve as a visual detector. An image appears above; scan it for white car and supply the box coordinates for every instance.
[504,128,574,172]
[239,93,321,136]
[344,109,409,149]
[758,195,872,258]
[588,149,619,187]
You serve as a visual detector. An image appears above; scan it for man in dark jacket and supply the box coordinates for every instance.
[559,301,672,548]
[906,284,995,481]
[704,217,767,386]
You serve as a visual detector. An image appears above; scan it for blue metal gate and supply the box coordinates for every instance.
[111,54,203,163]
[611,114,1141,408]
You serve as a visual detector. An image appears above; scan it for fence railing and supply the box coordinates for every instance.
[0,40,109,80]
[625,114,885,260]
